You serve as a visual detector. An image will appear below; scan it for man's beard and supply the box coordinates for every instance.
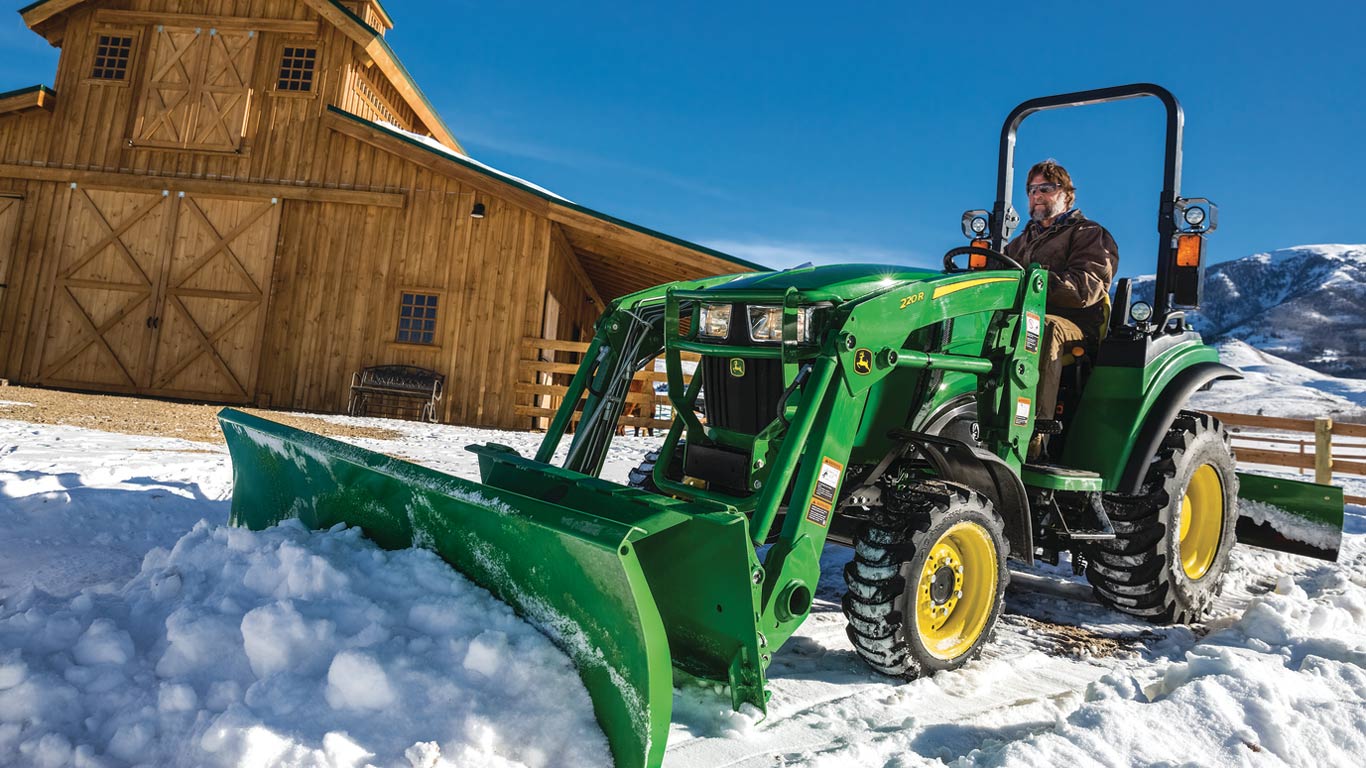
[1030,195,1070,223]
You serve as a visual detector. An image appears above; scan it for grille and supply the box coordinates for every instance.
[700,357,785,435]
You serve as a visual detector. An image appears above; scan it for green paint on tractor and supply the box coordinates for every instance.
[219,85,1344,768]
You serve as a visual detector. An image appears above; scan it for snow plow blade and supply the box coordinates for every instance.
[1236,472,1343,562]
[217,409,767,768]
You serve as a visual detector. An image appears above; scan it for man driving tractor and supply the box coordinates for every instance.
[1004,159,1119,459]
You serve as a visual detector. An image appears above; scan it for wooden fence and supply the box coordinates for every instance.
[514,338,697,432]
[1200,411,1366,504]
[512,340,1362,502]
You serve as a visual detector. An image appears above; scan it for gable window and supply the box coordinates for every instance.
[277,46,317,92]
[397,291,439,345]
[90,33,134,82]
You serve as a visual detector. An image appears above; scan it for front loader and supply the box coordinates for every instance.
[218,84,1344,768]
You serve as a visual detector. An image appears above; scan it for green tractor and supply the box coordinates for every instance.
[218,84,1343,768]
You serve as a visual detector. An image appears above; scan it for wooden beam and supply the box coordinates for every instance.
[93,10,321,35]
[323,111,549,215]
[300,0,463,153]
[20,0,85,30]
[0,88,55,116]
[0,164,405,208]
[551,223,605,312]
[549,203,750,277]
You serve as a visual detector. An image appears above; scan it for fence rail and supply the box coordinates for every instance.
[1201,411,1366,504]
[517,338,697,432]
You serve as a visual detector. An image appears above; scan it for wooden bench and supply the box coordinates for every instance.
[348,365,444,423]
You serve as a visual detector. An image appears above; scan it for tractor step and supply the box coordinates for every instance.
[1021,463,1105,492]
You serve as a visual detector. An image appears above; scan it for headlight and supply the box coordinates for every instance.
[698,303,732,339]
[748,305,815,343]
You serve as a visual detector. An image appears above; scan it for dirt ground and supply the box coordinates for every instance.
[0,383,403,444]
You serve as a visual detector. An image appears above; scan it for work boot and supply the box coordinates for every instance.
[1028,420,1061,462]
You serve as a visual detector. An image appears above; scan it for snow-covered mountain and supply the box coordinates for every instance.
[1130,244,1366,378]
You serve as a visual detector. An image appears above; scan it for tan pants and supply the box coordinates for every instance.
[1037,315,1088,423]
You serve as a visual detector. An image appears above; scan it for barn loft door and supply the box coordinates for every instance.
[36,188,280,402]
[147,194,280,400]
[134,26,257,151]
[36,188,172,391]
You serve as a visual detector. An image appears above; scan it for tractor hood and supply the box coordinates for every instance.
[711,263,941,302]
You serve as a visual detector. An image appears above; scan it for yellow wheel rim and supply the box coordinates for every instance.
[1179,464,1225,579]
[913,520,998,660]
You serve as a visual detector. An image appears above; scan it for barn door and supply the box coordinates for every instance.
[146,194,280,401]
[134,26,257,151]
[190,29,258,151]
[0,195,22,373]
[133,27,204,148]
[36,188,173,391]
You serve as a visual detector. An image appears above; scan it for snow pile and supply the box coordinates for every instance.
[0,520,608,767]
[967,564,1366,766]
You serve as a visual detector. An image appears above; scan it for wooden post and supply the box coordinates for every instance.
[1315,417,1333,485]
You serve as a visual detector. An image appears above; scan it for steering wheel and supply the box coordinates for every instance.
[942,245,1024,273]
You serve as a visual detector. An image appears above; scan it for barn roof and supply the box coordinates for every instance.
[327,107,767,298]
[18,0,463,152]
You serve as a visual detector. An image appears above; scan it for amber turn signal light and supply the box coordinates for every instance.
[1176,234,1202,268]
[969,239,990,268]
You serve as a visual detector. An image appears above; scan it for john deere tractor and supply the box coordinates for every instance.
[218,85,1343,768]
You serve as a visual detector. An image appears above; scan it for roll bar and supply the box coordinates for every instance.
[990,84,1186,321]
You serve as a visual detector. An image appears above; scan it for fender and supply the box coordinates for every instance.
[1118,361,1241,494]
[889,429,1033,565]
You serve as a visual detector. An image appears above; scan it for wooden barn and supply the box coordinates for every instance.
[0,0,759,428]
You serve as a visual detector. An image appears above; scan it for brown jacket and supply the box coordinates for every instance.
[1004,210,1118,339]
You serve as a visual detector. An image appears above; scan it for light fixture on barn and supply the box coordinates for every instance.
[470,202,486,219]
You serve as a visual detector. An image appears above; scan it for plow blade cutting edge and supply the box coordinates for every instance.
[1236,472,1344,562]
[218,409,767,768]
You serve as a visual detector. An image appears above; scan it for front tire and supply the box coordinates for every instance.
[1085,411,1239,624]
[842,479,1008,678]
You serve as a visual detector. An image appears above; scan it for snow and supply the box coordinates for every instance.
[375,122,571,203]
[2,348,1365,766]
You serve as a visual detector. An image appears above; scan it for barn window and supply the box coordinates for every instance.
[277,46,317,92]
[91,34,134,81]
[397,292,439,345]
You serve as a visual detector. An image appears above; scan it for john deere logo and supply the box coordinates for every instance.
[853,348,873,375]
[729,358,746,378]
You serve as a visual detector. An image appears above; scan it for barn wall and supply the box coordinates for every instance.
[16,0,422,186]
[256,146,551,428]
[545,224,599,344]
[0,1,737,429]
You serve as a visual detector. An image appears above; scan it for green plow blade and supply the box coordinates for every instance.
[218,409,766,768]
[1236,472,1344,562]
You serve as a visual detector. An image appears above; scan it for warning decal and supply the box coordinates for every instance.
[1014,397,1032,427]
[1025,312,1041,354]
[806,457,845,526]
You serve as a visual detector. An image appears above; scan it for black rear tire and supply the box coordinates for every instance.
[842,479,1008,678]
[1085,411,1239,624]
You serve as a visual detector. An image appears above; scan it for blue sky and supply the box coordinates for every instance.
[4,0,1364,276]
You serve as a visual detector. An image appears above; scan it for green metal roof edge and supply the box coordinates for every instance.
[18,0,49,16]
[0,84,55,100]
[322,0,457,151]
[328,106,769,272]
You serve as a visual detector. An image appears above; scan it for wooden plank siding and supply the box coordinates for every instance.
[1,0,758,428]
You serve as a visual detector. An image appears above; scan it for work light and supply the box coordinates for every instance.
[748,305,814,343]
[698,303,732,339]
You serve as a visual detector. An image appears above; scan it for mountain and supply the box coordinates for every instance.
[1189,340,1366,423]
[1129,244,1366,378]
